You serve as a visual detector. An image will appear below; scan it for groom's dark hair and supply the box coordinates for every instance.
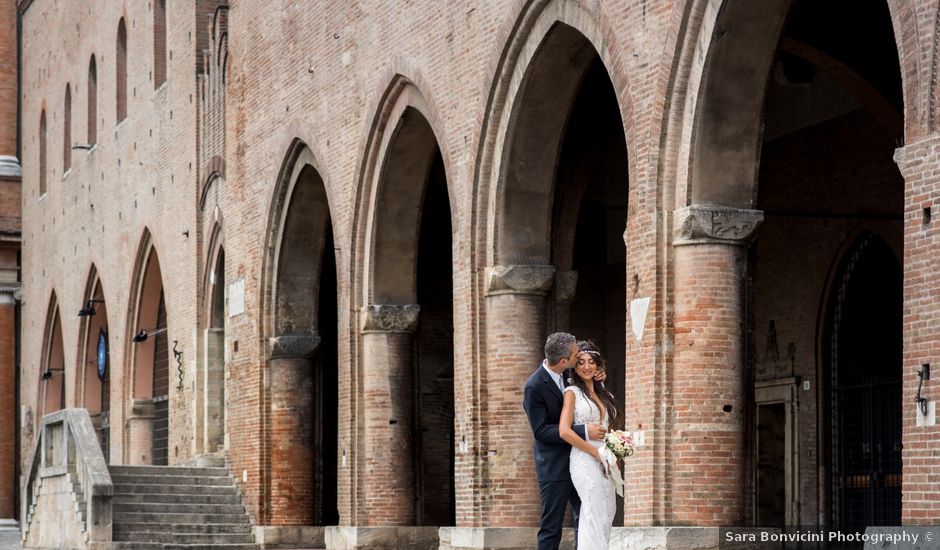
[545,332,576,365]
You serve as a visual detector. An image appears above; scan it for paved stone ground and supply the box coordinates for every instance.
[0,528,20,549]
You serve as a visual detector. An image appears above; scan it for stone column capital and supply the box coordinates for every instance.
[0,283,21,305]
[674,205,763,246]
[269,334,321,360]
[361,304,420,334]
[485,264,555,296]
[0,156,20,178]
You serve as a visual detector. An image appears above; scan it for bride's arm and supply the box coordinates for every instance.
[559,392,603,461]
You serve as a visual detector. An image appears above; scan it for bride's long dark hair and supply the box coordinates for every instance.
[566,340,622,431]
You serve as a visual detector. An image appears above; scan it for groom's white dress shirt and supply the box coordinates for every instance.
[542,360,589,441]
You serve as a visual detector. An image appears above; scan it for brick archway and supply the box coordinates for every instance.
[124,232,169,466]
[76,266,110,458]
[38,293,65,419]
[660,0,908,528]
[473,12,631,526]
[353,77,456,529]
[261,140,339,527]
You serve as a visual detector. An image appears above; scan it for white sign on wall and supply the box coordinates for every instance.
[228,278,245,317]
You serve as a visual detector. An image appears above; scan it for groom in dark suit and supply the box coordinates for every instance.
[523,332,606,550]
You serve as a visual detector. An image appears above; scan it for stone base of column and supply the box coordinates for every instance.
[439,527,720,549]
[254,525,325,549]
[439,527,575,549]
[325,526,439,549]
[611,527,719,549]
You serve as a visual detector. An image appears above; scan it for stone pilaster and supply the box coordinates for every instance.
[360,304,420,525]
[268,334,320,525]
[669,205,762,525]
[481,264,555,525]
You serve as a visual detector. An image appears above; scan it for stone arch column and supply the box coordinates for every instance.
[670,205,762,525]
[359,304,420,525]
[481,264,555,525]
[268,333,321,525]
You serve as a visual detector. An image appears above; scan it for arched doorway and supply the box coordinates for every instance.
[128,244,170,466]
[39,296,65,418]
[823,234,902,529]
[78,270,111,457]
[675,0,904,527]
[360,105,455,526]
[479,20,629,525]
[267,145,338,526]
[204,246,226,454]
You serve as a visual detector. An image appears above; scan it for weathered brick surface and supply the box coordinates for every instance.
[14,0,940,536]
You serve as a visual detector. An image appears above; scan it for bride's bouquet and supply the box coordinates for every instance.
[600,431,635,497]
[603,430,635,459]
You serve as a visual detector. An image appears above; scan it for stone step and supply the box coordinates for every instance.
[113,501,247,515]
[113,531,255,544]
[109,544,258,550]
[115,522,252,535]
[113,512,250,524]
[112,474,233,486]
[110,465,230,477]
[113,492,242,505]
[112,483,237,495]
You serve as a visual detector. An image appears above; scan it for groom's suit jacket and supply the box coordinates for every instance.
[523,365,587,482]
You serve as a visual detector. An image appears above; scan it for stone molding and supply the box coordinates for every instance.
[0,283,19,305]
[269,334,321,360]
[673,205,763,246]
[0,156,19,178]
[485,264,555,296]
[360,304,420,334]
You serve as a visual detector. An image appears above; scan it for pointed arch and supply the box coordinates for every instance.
[259,138,341,525]
[75,265,111,456]
[351,73,456,307]
[472,0,634,267]
[662,0,914,208]
[38,292,65,419]
[123,229,170,465]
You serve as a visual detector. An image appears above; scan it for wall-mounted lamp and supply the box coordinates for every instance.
[41,368,64,381]
[916,364,931,416]
[78,299,105,317]
[133,327,167,343]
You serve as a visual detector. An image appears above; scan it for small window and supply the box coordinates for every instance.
[39,109,47,196]
[116,18,127,122]
[154,0,167,87]
[63,84,71,172]
[88,56,97,145]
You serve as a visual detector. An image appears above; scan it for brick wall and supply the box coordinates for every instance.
[15,0,940,533]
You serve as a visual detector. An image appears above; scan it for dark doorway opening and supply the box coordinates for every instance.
[414,150,456,526]
[316,226,339,526]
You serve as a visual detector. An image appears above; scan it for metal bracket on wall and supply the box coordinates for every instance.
[173,340,184,391]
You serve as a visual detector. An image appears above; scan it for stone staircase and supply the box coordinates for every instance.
[109,465,257,550]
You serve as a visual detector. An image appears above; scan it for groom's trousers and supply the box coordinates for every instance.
[537,479,580,550]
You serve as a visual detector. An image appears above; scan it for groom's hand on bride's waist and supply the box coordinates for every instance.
[587,423,606,440]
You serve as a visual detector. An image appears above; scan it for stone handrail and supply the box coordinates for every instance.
[22,408,113,547]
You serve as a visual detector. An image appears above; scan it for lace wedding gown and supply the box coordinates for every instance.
[565,385,615,549]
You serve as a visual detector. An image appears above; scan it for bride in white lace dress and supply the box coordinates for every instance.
[559,341,619,549]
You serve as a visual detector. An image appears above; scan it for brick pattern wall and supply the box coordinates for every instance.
[894,136,940,525]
